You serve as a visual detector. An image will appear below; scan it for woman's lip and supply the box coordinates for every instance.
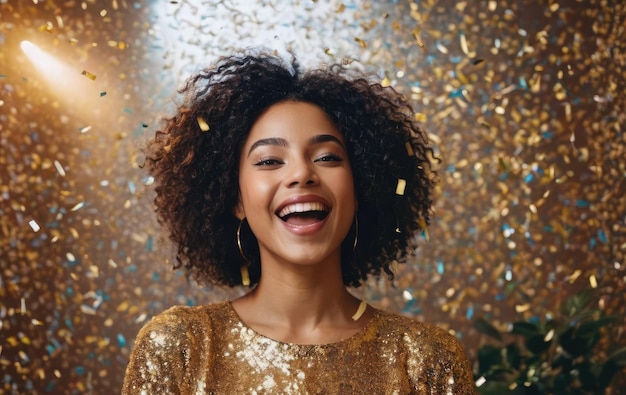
[280,215,328,235]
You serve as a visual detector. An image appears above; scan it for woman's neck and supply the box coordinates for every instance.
[231,259,370,344]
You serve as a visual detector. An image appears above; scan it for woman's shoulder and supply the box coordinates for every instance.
[136,301,231,339]
[371,309,476,394]
[374,308,467,354]
[151,300,230,319]
[123,303,233,393]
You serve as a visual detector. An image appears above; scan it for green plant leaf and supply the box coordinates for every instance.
[474,317,503,341]
[544,318,561,333]
[525,333,552,354]
[575,315,620,338]
[551,353,573,370]
[477,344,505,375]
[553,371,574,394]
[476,380,511,395]
[607,346,626,366]
[560,289,597,318]
[597,360,622,390]
[505,343,522,370]
[575,359,598,392]
[510,321,540,337]
[571,309,602,323]
[567,337,600,357]
[559,326,600,357]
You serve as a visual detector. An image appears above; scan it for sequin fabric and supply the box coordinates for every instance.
[122,302,477,394]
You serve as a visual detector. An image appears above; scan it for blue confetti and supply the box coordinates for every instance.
[436,259,445,275]
[524,173,534,183]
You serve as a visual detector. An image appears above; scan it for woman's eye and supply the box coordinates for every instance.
[315,154,343,162]
[254,158,283,167]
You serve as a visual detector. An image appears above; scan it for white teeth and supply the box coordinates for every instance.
[278,202,328,218]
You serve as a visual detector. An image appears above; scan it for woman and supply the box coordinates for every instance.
[122,51,476,394]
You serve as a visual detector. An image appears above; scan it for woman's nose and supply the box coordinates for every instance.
[285,159,319,187]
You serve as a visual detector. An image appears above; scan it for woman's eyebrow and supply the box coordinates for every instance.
[247,134,345,157]
[247,137,288,157]
[308,134,346,149]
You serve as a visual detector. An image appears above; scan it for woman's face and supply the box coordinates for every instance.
[235,101,356,269]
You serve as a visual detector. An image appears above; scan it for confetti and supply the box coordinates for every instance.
[81,70,97,80]
[53,160,66,176]
[354,37,367,48]
[196,116,210,132]
[395,178,406,195]
[28,220,41,232]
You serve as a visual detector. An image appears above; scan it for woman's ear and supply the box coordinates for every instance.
[233,199,245,220]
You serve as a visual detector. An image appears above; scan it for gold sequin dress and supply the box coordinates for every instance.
[122,301,477,394]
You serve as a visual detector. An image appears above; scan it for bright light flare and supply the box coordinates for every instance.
[18,40,105,114]
[20,40,39,56]
[20,40,71,79]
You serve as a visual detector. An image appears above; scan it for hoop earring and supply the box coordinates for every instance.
[352,215,359,252]
[237,218,251,286]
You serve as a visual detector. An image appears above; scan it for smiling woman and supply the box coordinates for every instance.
[122,51,477,394]
[235,101,356,276]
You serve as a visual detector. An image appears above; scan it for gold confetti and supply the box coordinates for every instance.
[395,179,406,195]
[354,37,367,48]
[589,274,598,288]
[381,74,391,87]
[39,21,53,33]
[197,116,210,131]
[412,27,425,48]
[568,269,582,283]
[414,113,427,122]
[81,70,97,80]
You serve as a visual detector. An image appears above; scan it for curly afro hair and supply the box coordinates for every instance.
[147,51,437,288]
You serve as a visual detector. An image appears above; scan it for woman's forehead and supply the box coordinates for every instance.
[246,101,343,143]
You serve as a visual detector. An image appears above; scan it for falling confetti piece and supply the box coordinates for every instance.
[395,179,406,195]
[381,74,391,87]
[70,202,85,211]
[28,220,41,232]
[354,37,367,48]
[53,160,66,176]
[81,70,97,80]
[197,116,210,131]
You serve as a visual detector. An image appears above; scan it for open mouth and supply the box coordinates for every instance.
[277,202,330,225]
